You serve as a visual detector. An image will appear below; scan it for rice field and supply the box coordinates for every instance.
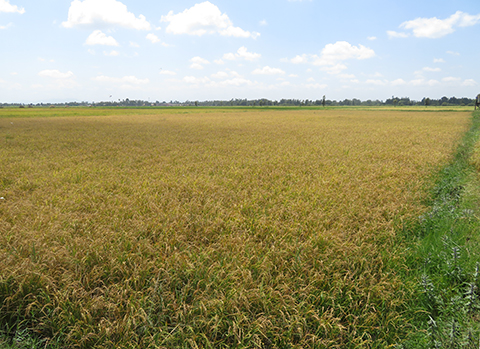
[0,107,472,348]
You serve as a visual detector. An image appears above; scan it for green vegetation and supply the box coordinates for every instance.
[400,111,480,348]
[0,107,475,348]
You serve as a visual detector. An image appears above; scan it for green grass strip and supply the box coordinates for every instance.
[400,110,480,348]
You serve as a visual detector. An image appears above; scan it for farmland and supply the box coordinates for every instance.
[0,107,474,348]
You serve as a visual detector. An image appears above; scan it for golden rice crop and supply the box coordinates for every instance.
[0,108,471,348]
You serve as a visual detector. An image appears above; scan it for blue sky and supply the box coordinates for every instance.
[1,0,479,103]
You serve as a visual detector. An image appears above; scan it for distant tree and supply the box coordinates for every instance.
[195,101,198,107]
[425,97,431,107]
[322,95,326,107]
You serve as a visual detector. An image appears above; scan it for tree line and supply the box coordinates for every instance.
[1,96,477,108]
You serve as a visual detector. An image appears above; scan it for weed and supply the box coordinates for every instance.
[401,111,480,348]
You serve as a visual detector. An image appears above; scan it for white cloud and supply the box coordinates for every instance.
[161,1,259,38]
[409,79,440,86]
[130,41,140,48]
[288,74,298,78]
[391,78,406,86]
[0,0,25,14]
[214,59,225,65]
[259,19,267,26]
[38,70,74,79]
[447,51,460,56]
[463,79,477,86]
[188,57,208,70]
[38,70,78,89]
[0,23,12,29]
[442,77,461,83]
[367,36,377,41]
[191,56,210,65]
[190,63,204,70]
[397,11,480,39]
[222,46,261,61]
[316,41,375,64]
[146,33,161,43]
[290,54,309,64]
[289,41,375,75]
[424,67,441,72]
[433,58,445,63]
[62,0,151,30]
[222,53,236,60]
[159,70,176,76]
[252,66,285,75]
[387,30,409,38]
[85,30,119,46]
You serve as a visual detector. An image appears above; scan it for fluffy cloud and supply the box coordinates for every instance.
[387,31,409,39]
[409,79,440,86]
[463,79,477,86]
[38,70,74,79]
[422,67,441,72]
[190,56,210,70]
[62,0,151,30]
[222,46,261,61]
[38,70,78,89]
[391,11,480,39]
[146,33,161,43]
[161,1,259,38]
[0,0,25,14]
[391,78,406,86]
[442,77,461,83]
[211,70,241,79]
[316,41,375,65]
[290,55,309,64]
[288,41,375,74]
[159,70,176,76]
[252,66,285,75]
[85,30,119,46]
